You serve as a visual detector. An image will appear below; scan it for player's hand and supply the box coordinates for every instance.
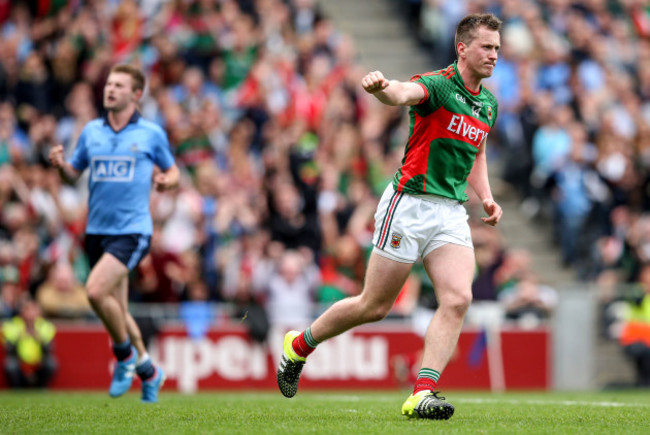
[481,198,502,226]
[49,144,65,168]
[361,71,390,94]
[153,172,171,192]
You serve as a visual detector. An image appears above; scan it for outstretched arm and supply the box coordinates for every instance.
[49,145,81,183]
[467,138,502,226]
[361,71,425,106]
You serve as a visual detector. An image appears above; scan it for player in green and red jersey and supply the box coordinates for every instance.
[277,13,504,420]
[392,62,498,201]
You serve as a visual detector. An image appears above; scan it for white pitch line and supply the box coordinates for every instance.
[454,398,650,408]
[310,395,650,408]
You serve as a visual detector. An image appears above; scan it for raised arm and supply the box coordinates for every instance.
[467,138,502,226]
[361,71,425,106]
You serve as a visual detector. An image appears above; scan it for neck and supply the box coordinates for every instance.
[107,106,135,131]
[456,60,482,93]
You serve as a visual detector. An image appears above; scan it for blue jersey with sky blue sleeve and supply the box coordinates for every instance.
[70,112,175,236]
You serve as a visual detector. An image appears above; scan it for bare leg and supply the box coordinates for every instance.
[125,314,146,357]
[419,244,474,372]
[310,252,412,342]
[116,276,147,357]
[278,252,412,399]
[85,254,130,343]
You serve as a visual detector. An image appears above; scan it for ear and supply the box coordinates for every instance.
[457,42,466,59]
[133,88,143,101]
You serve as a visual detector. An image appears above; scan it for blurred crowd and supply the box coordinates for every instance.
[20,0,650,336]
[0,0,385,329]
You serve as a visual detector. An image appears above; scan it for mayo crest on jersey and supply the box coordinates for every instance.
[392,62,498,202]
[70,112,175,236]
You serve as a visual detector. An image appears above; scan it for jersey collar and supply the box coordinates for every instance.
[452,61,482,96]
[103,110,141,131]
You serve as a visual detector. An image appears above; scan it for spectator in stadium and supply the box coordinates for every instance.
[35,262,92,319]
[492,248,534,294]
[530,102,573,210]
[317,234,365,305]
[266,175,320,254]
[48,64,178,403]
[618,263,650,387]
[0,265,21,319]
[132,224,183,304]
[471,223,506,302]
[179,274,214,340]
[547,124,597,267]
[14,52,54,125]
[55,82,98,157]
[498,272,558,328]
[276,13,503,421]
[1,298,57,388]
[0,103,29,164]
[254,248,320,330]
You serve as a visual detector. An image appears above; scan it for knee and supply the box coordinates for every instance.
[358,298,393,323]
[438,289,472,317]
[85,281,103,305]
[86,288,100,305]
[365,305,391,323]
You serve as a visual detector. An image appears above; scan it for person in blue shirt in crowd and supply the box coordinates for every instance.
[49,64,179,403]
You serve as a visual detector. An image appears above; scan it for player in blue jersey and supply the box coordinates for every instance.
[49,64,179,403]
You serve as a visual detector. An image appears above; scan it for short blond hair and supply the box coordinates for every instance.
[109,64,146,92]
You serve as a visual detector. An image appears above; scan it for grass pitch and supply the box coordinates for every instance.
[1,390,649,434]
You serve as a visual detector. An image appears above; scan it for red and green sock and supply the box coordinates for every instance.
[413,368,441,394]
[292,327,320,359]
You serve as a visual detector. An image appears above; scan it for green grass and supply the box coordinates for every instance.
[1,390,649,434]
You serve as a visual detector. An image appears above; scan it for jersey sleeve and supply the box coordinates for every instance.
[69,126,89,171]
[409,73,452,117]
[152,125,175,171]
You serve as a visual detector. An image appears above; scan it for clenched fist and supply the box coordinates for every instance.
[49,144,65,168]
[361,71,390,94]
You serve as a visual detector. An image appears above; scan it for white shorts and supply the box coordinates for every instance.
[372,184,473,263]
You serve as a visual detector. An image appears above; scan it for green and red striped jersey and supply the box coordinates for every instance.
[392,62,498,202]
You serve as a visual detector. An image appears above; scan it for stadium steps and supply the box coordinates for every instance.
[594,338,637,388]
[494,184,577,288]
[321,0,431,79]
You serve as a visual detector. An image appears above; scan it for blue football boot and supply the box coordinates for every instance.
[141,367,165,403]
[109,349,138,397]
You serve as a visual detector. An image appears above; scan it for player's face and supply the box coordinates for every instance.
[103,72,138,112]
[462,27,500,79]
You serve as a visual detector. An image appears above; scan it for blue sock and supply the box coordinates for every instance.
[112,340,133,361]
[136,359,156,381]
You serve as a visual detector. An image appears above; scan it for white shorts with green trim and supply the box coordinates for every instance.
[372,183,473,264]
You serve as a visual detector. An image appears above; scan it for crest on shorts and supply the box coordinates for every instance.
[390,233,402,249]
